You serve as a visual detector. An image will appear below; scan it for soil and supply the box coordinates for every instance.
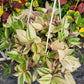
[0,38,84,84]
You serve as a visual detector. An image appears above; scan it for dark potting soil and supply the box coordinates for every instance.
[0,38,84,84]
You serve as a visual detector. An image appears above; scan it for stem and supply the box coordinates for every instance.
[74,0,79,10]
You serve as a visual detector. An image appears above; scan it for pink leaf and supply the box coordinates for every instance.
[69,5,76,10]
[45,1,50,10]
[78,3,84,14]
[3,12,10,22]
[60,0,67,5]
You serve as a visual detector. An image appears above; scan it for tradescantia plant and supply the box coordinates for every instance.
[0,2,81,84]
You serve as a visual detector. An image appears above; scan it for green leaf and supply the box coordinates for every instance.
[74,11,81,25]
[58,32,62,41]
[18,74,24,84]
[18,19,24,29]
[31,42,38,53]
[34,36,41,43]
[15,65,22,72]
[37,74,52,84]
[6,50,18,59]
[46,58,52,69]
[15,58,24,64]
[11,23,19,29]
[65,72,76,84]
[3,23,11,28]
[4,68,10,76]
[32,70,38,81]
[0,42,8,51]
[20,61,26,71]
[75,15,81,25]
[5,28,8,39]
[3,62,9,68]
[53,74,66,84]
[81,56,84,64]
[62,16,69,28]
[33,0,39,7]
[3,63,11,76]
[67,10,75,17]
[80,18,84,26]
[48,51,57,58]
[51,79,57,84]
[69,38,80,45]
[13,72,22,77]
[37,68,51,76]
[67,16,74,23]
[26,24,36,41]
[33,54,40,63]
[69,51,76,56]
[81,18,84,24]
[24,71,32,84]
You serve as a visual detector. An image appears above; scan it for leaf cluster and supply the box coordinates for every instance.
[0,3,81,84]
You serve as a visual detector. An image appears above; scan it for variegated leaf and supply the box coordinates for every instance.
[31,22,43,30]
[24,71,32,84]
[46,58,52,69]
[38,74,52,84]
[16,29,28,43]
[6,50,18,59]
[33,54,40,63]
[37,68,51,76]
[50,40,64,50]
[26,24,36,40]
[65,72,76,84]
[58,49,81,72]
[18,74,24,84]
[31,42,38,53]
[32,70,38,81]
[53,74,66,84]
[34,36,41,43]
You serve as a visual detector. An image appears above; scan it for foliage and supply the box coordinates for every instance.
[69,0,84,14]
[61,1,71,17]
[67,10,84,37]
[0,1,81,84]
[0,0,23,23]
[0,7,3,17]
[0,28,5,43]
[3,62,11,76]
